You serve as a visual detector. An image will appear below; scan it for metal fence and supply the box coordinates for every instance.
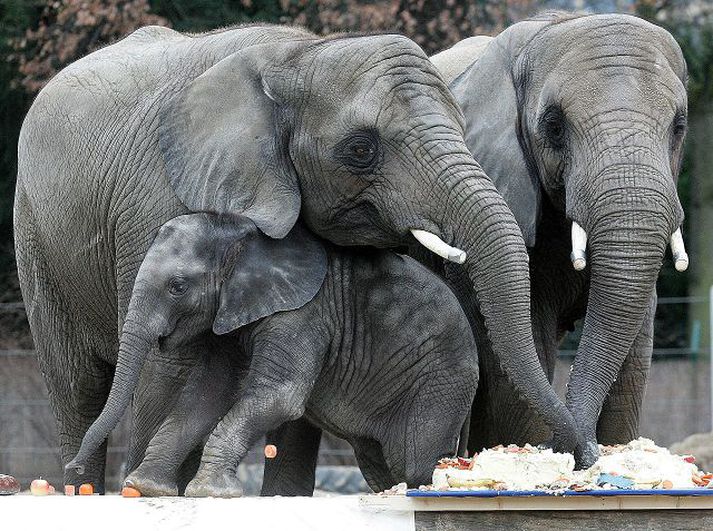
[2,295,712,490]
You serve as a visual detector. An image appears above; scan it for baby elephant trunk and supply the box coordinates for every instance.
[65,318,156,474]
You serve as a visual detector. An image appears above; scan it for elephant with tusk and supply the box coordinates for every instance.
[431,12,689,467]
[15,24,574,491]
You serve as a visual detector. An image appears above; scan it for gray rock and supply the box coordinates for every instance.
[671,432,713,472]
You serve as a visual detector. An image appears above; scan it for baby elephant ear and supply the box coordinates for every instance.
[159,44,300,239]
[213,222,328,335]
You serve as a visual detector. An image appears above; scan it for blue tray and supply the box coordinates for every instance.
[407,488,713,497]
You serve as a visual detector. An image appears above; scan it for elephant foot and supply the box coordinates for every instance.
[125,469,179,497]
[184,469,243,498]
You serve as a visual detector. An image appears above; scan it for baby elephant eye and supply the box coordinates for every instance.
[335,129,381,175]
[168,277,188,296]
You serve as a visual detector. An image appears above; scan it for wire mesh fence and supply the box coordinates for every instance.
[1,296,710,491]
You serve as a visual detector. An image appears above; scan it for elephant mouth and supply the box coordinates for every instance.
[322,200,402,247]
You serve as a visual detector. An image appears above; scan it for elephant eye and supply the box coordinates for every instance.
[335,130,381,175]
[672,113,687,139]
[168,276,189,297]
[540,106,566,150]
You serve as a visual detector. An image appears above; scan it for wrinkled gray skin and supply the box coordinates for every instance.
[67,213,478,497]
[431,13,687,467]
[15,24,575,491]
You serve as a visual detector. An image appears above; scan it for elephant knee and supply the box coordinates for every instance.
[273,394,306,423]
[259,386,306,424]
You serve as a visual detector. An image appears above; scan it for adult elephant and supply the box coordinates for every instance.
[14,24,576,491]
[431,13,689,466]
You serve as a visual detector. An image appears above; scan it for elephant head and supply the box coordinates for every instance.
[449,14,688,464]
[66,213,327,472]
[156,33,579,453]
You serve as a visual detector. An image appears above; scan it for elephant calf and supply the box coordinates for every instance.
[67,213,478,496]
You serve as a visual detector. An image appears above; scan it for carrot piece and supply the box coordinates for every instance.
[78,483,93,495]
[121,486,141,498]
[264,444,278,459]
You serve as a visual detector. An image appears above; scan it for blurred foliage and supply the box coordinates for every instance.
[633,1,713,350]
[0,1,41,278]
[277,0,537,54]
[8,0,168,93]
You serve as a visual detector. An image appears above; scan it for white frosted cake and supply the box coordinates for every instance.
[428,438,711,492]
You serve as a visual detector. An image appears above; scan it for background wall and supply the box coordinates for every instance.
[1,0,712,491]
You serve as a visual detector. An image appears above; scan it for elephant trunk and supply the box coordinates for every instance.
[430,163,579,452]
[66,317,157,474]
[565,192,673,467]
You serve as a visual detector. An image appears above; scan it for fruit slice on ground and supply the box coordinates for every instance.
[30,478,50,496]
[78,483,94,495]
[64,485,76,496]
[121,486,141,498]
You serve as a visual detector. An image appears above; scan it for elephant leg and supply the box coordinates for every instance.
[45,346,114,493]
[352,438,397,493]
[261,418,322,496]
[14,194,116,492]
[176,446,204,496]
[125,348,239,496]
[596,293,655,444]
[185,328,324,498]
[127,341,202,473]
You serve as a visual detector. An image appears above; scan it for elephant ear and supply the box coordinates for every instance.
[213,219,328,335]
[449,19,550,247]
[159,45,300,239]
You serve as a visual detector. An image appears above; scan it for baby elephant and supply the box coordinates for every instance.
[67,213,478,496]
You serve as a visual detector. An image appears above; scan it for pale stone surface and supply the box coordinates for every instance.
[2,495,415,531]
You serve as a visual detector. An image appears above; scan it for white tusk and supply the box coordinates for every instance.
[571,221,587,271]
[670,228,689,272]
[411,229,466,264]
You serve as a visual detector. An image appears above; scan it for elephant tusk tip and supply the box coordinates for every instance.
[670,228,688,272]
[449,249,467,264]
[675,255,689,272]
[570,251,586,271]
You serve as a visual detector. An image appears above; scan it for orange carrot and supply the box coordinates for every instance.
[264,444,278,459]
[121,486,141,498]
